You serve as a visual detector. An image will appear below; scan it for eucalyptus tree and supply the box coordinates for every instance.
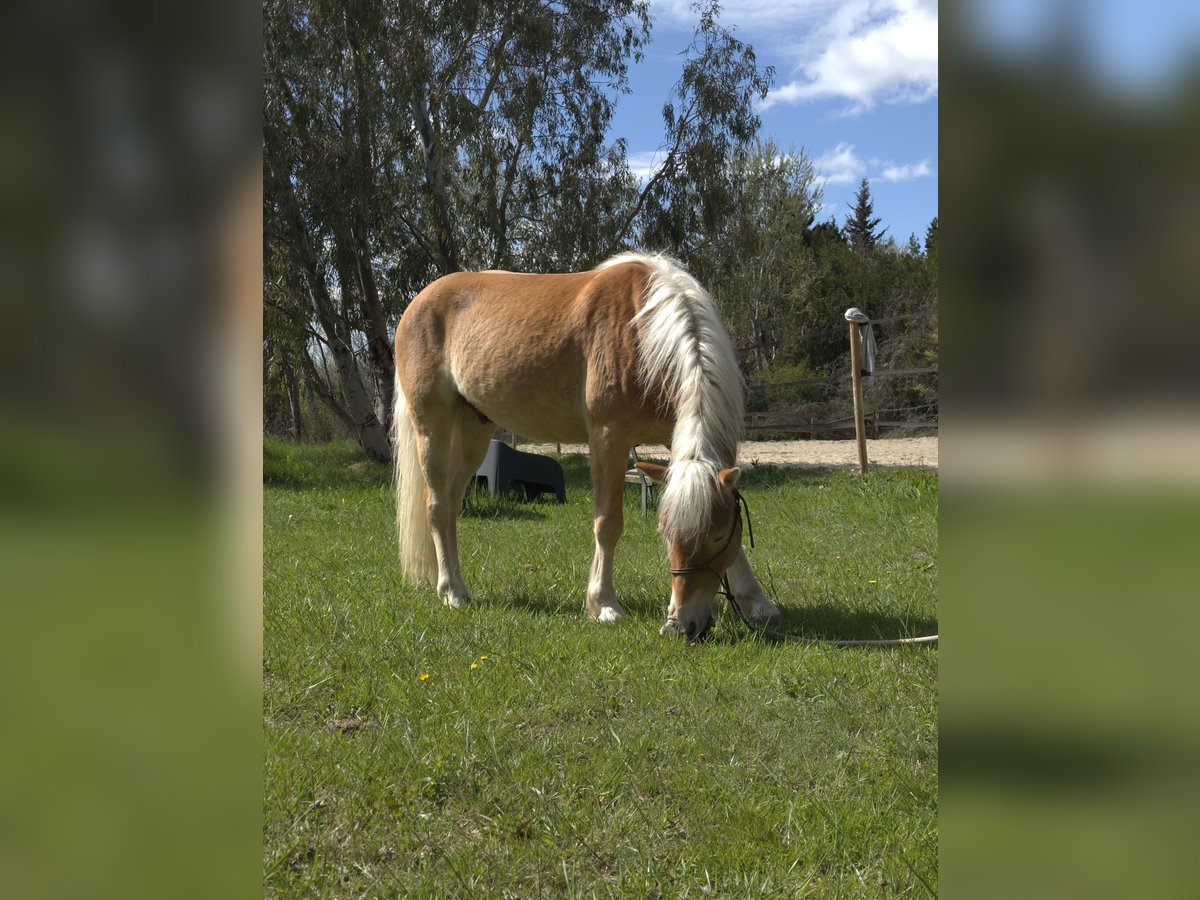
[265,0,653,457]
[264,0,773,457]
[620,1,773,259]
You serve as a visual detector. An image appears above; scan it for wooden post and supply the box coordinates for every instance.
[844,308,870,473]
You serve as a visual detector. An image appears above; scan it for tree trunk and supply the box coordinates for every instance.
[345,28,396,428]
[299,349,359,436]
[272,166,391,461]
[410,94,460,274]
[334,215,395,430]
[280,345,303,442]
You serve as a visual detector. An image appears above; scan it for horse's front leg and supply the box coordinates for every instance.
[584,433,629,623]
[725,547,781,621]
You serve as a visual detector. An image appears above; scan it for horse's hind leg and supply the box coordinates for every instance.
[414,404,492,609]
[585,430,630,623]
[450,419,496,509]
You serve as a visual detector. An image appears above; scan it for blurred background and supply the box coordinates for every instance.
[1,0,1199,895]
[942,0,1200,895]
[0,1,260,897]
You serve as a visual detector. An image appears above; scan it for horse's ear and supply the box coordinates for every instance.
[635,462,668,486]
[717,467,741,493]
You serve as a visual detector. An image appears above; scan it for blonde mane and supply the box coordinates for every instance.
[598,252,744,544]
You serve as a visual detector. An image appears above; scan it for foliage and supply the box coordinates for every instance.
[635,5,773,254]
[262,1,938,449]
[694,140,820,370]
[264,0,776,456]
[745,360,834,413]
[264,441,938,895]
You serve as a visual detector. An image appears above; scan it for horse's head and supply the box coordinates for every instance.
[636,462,743,640]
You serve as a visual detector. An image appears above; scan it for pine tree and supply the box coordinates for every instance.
[845,177,886,252]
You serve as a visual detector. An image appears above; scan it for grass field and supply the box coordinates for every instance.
[263,439,938,896]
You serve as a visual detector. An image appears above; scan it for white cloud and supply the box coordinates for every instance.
[813,142,866,185]
[813,143,933,187]
[762,0,937,111]
[878,157,932,181]
[626,150,667,182]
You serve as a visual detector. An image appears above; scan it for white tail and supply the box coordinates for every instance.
[392,373,436,584]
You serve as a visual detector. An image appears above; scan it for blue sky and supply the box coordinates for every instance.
[967,0,1200,94]
[608,0,940,247]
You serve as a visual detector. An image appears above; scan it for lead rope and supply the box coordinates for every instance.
[719,491,938,647]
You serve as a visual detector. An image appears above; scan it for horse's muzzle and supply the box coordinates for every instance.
[659,614,714,641]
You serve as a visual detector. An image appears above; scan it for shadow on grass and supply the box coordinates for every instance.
[480,586,937,648]
[460,491,548,521]
[482,590,577,617]
[721,601,937,645]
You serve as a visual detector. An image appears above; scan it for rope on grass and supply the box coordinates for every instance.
[727,610,939,647]
[714,493,937,647]
[830,633,938,646]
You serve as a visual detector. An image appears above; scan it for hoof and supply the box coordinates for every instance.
[597,605,625,623]
[441,590,470,609]
[743,597,781,621]
[588,597,626,623]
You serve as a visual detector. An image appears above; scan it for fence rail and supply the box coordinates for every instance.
[746,413,872,439]
[746,366,938,393]
[744,409,937,436]
[742,302,938,445]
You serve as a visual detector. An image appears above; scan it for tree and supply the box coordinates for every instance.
[845,177,886,252]
[696,139,820,374]
[264,0,777,458]
[805,218,845,251]
[264,0,655,459]
[621,0,773,258]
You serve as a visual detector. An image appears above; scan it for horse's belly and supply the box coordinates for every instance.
[498,411,590,443]
[458,374,590,443]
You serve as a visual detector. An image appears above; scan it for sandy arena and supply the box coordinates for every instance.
[521,436,938,470]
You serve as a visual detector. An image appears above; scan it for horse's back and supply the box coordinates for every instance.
[395,263,656,442]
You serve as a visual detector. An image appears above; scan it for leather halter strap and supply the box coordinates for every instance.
[665,489,757,626]
[666,489,754,579]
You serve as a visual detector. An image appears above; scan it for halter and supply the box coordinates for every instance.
[663,492,939,644]
[666,489,757,625]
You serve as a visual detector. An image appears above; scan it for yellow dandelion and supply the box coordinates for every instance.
[418,672,430,682]
[470,662,479,670]
[868,579,877,584]
[479,655,490,661]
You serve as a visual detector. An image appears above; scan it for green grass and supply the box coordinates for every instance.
[264,438,938,896]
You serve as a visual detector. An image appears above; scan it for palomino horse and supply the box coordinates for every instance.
[391,252,780,638]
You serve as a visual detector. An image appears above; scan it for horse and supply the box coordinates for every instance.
[391,252,781,638]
